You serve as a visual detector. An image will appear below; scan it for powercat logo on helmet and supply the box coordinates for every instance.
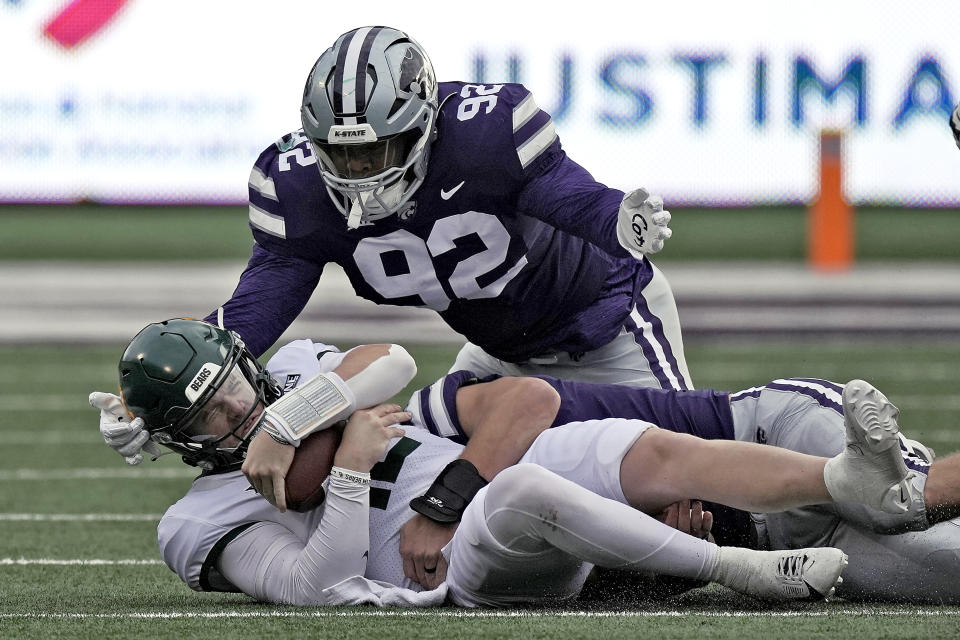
[185,363,222,403]
[328,124,378,144]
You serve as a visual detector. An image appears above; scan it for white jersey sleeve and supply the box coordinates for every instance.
[157,469,447,606]
[266,339,417,411]
[215,476,371,605]
[157,470,326,592]
[265,339,346,391]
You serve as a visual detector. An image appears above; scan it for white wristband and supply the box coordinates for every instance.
[329,466,371,486]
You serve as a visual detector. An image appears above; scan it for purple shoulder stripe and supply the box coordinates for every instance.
[408,370,478,444]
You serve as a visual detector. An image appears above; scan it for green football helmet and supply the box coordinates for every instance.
[118,319,280,470]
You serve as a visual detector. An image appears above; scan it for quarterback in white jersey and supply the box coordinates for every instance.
[94,319,932,607]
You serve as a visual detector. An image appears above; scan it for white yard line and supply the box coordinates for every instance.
[1,432,103,444]
[0,609,958,618]
[1,558,163,566]
[2,394,92,411]
[0,468,195,480]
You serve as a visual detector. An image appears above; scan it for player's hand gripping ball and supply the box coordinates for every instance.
[284,427,342,512]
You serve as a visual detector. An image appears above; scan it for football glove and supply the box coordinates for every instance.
[89,391,162,465]
[616,188,672,258]
[951,102,960,150]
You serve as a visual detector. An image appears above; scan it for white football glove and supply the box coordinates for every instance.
[616,188,673,258]
[89,391,163,465]
[951,102,960,150]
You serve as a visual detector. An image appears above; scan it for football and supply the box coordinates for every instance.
[285,427,342,512]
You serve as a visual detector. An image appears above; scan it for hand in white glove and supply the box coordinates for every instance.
[89,391,163,465]
[951,102,960,150]
[616,187,672,258]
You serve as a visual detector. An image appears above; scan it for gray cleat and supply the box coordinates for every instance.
[824,379,920,513]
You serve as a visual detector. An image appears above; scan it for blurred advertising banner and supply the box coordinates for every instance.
[3,0,958,205]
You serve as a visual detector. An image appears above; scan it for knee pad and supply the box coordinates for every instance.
[488,464,562,512]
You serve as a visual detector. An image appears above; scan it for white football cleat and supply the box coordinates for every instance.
[824,379,920,513]
[716,547,848,601]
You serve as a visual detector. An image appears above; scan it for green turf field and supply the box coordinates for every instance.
[3,204,960,261]
[2,203,959,636]
[3,339,960,638]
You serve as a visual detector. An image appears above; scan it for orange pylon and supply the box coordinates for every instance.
[808,130,854,271]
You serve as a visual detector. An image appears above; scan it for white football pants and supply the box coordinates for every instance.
[450,263,692,390]
[444,463,718,607]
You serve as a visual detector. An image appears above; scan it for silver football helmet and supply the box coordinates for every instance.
[301,26,439,228]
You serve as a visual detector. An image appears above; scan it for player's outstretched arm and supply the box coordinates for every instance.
[204,244,324,358]
[400,376,560,588]
[453,376,561,479]
[244,344,417,511]
[514,143,672,259]
[221,404,408,605]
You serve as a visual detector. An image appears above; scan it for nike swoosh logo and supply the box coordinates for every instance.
[440,181,465,200]
[802,580,820,597]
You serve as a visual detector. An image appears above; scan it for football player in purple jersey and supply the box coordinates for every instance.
[203,25,689,393]
[398,369,960,603]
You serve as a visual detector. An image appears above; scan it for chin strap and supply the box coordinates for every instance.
[346,196,365,229]
[346,179,411,229]
[347,190,380,229]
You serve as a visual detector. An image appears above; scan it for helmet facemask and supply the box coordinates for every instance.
[158,355,269,470]
[301,27,439,228]
[311,124,434,228]
[119,320,281,471]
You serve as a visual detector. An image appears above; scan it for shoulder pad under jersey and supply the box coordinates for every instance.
[246,130,338,243]
[436,82,560,179]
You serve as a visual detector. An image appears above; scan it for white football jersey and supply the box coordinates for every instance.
[157,339,463,592]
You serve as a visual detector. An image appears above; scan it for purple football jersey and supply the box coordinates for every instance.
[407,370,734,444]
[542,377,734,440]
[206,82,649,360]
